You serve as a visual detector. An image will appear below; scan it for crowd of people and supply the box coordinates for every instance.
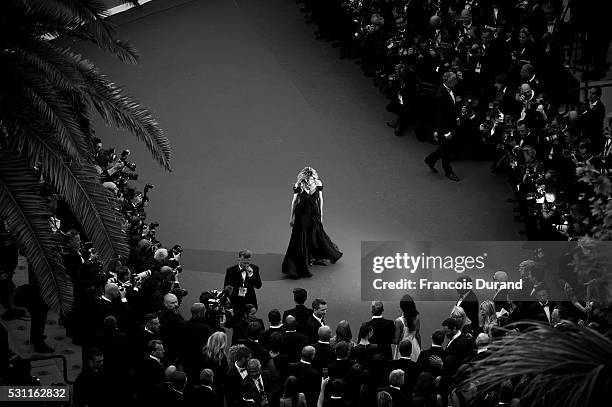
[298,0,612,240]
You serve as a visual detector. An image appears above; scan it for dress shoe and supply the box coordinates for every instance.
[446,172,460,182]
[425,157,438,173]
[33,342,54,353]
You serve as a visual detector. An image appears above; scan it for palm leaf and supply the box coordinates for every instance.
[8,119,130,263]
[467,322,612,407]
[0,154,73,313]
[72,55,172,170]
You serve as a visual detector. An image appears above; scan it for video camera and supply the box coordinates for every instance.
[200,286,233,326]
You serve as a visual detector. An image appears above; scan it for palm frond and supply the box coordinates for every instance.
[0,154,73,313]
[8,119,130,263]
[72,55,172,170]
[467,322,612,407]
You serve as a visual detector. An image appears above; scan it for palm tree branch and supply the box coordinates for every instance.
[0,154,73,313]
[8,119,130,262]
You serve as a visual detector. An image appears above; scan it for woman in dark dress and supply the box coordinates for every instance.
[282,167,342,279]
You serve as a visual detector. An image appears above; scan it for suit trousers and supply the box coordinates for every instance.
[427,138,455,174]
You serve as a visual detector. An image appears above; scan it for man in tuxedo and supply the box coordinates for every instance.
[327,341,352,382]
[268,332,290,383]
[92,283,130,338]
[243,358,281,407]
[287,346,322,407]
[388,340,421,395]
[312,325,335,372]
[363,301,395,361]
[281,316,309,362]
[225,344,252,407]
[282,288,312,335]
[455,276,479,334]
[305,299,327,344]
[425,72,461,181]
[133,313,161,358]
[416,330,446,378]
[186,368,222,407]
[260,309,284,350]
[583,86,606,148]
[442,318,476,365]
[133,340,167,404]
[224,250,262,317]
[384,369,411,407]
[527,283,555,325]
[495,75,519,118]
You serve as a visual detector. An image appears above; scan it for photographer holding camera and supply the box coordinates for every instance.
[224,250,262,318]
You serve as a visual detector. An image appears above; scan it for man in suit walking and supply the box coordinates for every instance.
[287,346,322,407]
[282,288,312,335]
[133,339,167,404]
[225,344,252,407]
[312,325,335,372]
[305,299,327,344]
[363,301,395,361]
[224,250,262,317]
[425,71,461,181]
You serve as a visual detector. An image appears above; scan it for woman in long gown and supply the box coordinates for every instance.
[282,167,342,279]
[393,294,421,362]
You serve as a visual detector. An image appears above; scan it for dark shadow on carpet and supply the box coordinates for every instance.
[183,248,285,281]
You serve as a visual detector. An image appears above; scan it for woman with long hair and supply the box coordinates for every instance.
[282,167,342,279]
[198,331,228,396]
[329,320,356,349]
[450,305,471,332]
[279,376,307,407]
[393,294,421,361]
[478,300,498,335]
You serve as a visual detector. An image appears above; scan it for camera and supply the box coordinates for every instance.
[119,149,137,172]
[201,287,233,325]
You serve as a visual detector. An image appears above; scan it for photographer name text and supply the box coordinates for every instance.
[372,278,523,290]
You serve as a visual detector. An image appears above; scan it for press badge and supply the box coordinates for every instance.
[238,287,247,297]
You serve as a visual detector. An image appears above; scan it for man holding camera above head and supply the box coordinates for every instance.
[425,71,461,181]
[224,250,262,317]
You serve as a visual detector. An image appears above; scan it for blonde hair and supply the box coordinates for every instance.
[203,331,227,363]
[296,167,319,187]
[450,305,471,329]
[478,300,498,334]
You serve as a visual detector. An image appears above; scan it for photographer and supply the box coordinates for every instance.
[224,250,262,318]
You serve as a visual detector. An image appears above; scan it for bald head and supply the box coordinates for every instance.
[476,333,490,347]
[318,325,332,342]
[429,15,441,27]
[302,346,316,362]
[520,83,532,94]
[104,283,119,299]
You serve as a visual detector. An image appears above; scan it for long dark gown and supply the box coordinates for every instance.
[282,184,342,279]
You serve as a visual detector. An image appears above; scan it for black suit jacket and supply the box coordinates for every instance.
[493,289,510,313]
[224,264,262,313]
[312,342,336,372]
[177,317,214,372]
[364,317,395,360]
[416,346,446,378]
[241,371,281,407]
[433,85,457,135]
[287,361,322,407]
[186,385,222,407]
[282,305,313,335]
[260,327,284,350]
[133,356,165,401]
[281,331,310,363]
[305,315,324,344]
[388,357,422,394]
[328,358,353,382]
[385,386,411,407]
[527,301,556,325]
[225,364,247,407]
[238,339,271,367]
[446,333,476,365]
